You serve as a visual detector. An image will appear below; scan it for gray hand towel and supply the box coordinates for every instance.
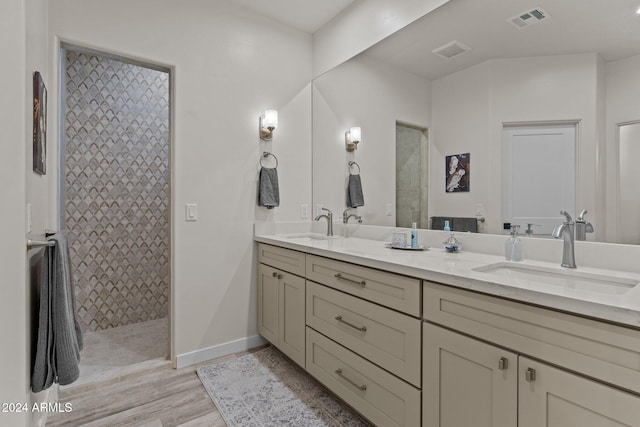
[32,232,83,392]
[258,167,280,209]
[346,174,365,208]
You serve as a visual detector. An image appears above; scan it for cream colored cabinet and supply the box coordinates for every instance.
[519,357,640,427]
[306,327,421,427]
[257,262,306,368]
[423,323,517,427]
[423,282,640,427]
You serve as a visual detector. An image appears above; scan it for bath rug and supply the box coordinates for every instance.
[197,346,370,427]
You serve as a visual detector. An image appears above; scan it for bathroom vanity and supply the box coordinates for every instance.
[255,232,640,427]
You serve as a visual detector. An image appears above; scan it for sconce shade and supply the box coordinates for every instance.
[345,126,361,151]
[260,109,278,141]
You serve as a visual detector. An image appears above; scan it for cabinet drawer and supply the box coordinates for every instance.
[307,282,421,387]
[423,282,640,395]
[306,327,421,427]
[258,243,305,276]
[306,254,420,316]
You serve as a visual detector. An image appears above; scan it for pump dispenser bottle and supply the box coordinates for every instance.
[505,225,522,261]
[410,222,418,248]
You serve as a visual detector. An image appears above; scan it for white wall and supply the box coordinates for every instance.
[431,53,602,235]
[0,0,28,425]
[313,0,450,77]
[313,54,430,226]
[48,0,313,364]
[605,54,640,242]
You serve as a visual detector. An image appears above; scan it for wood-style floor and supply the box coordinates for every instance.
[46,346,269,427]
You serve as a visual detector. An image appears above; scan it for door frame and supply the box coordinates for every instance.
[55,40,176,364]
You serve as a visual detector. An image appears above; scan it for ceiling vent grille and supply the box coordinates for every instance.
[432,40,471,59]
[508,7,549,29]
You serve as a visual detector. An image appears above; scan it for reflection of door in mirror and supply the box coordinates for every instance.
[396,123,429,228]
[503,124,576,236]
[618,122,640,244]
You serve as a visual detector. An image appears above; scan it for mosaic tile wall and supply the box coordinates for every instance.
[64,50,169,331]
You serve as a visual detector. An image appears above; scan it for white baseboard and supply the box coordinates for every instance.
[175,335,267,369]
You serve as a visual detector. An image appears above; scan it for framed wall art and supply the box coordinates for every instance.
[33,71,47,175]
[445,153,470,192]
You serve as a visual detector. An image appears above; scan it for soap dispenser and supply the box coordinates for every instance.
[505,225,522,261]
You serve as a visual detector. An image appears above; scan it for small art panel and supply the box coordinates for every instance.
[33,71,47,175]
[446,153,470,192]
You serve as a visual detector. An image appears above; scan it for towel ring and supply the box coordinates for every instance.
[260,152,278,168]
[348,161,360,175]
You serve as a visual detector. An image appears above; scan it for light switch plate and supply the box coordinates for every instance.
[185,203,198,221]
[26,203,32,233]
[386,203,393,216]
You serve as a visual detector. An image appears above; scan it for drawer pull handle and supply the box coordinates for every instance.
[335,368,367,391]
[498,357,508,371]
[525,367,536,382]
[335,315,367,332]
[334,273,366,287]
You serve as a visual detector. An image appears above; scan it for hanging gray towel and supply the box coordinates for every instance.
[346,174,365,208]
[32,232,83,393]
[258,167,280,209]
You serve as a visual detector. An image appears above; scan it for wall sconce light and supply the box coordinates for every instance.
[259,109,278,141]
[345,126,361,152]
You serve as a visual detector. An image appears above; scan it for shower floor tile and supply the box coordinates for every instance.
[61,317,170,395]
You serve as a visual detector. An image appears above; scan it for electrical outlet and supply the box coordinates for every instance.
[315,204,323,217]
[300,204,309,219]
[386,203,393,216]
[475,203,484,215]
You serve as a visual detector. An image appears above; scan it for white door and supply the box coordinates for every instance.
[503,124,576,236]
[618,122,640,244]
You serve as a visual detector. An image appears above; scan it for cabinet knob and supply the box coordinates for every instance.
[498,357,509,371]
[525,367,536,382]
[272,272,278,278]
[278,274,283,279]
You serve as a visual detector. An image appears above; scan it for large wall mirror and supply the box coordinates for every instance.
[312,0,640,244]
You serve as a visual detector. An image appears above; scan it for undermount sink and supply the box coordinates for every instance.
[284,233,339,242]
[472,262,639,295]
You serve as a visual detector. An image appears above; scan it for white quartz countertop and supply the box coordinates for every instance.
[255,233,640,329]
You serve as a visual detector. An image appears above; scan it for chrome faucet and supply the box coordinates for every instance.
[314,208,334,236]
[575,209,594,241]
[342,208,362,224]
[552,210,576,268]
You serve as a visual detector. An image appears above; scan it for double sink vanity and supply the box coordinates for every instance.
[255,225,640,426]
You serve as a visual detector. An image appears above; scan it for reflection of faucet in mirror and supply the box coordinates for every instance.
[575,209,594,241]
[552,210,576,268]
[342,208,362,224]
[525,223,540,237]
[314,208,333,236]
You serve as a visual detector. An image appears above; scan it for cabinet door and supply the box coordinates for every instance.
[257,263,279,345]
[519,357,640,427]
[278,272,305,368]
[423,323,517,427]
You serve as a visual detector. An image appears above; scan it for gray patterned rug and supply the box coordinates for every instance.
[197,346,370,426]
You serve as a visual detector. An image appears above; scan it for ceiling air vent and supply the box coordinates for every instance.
[508,7,549,29]
[432,40,471,59]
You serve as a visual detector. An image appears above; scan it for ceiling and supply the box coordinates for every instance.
[229,0,355,33]
[363,0,640,80]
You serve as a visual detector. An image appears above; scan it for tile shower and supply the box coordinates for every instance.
[61,48,170,383]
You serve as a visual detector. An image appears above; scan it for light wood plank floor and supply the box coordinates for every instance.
[47,345,269,427]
